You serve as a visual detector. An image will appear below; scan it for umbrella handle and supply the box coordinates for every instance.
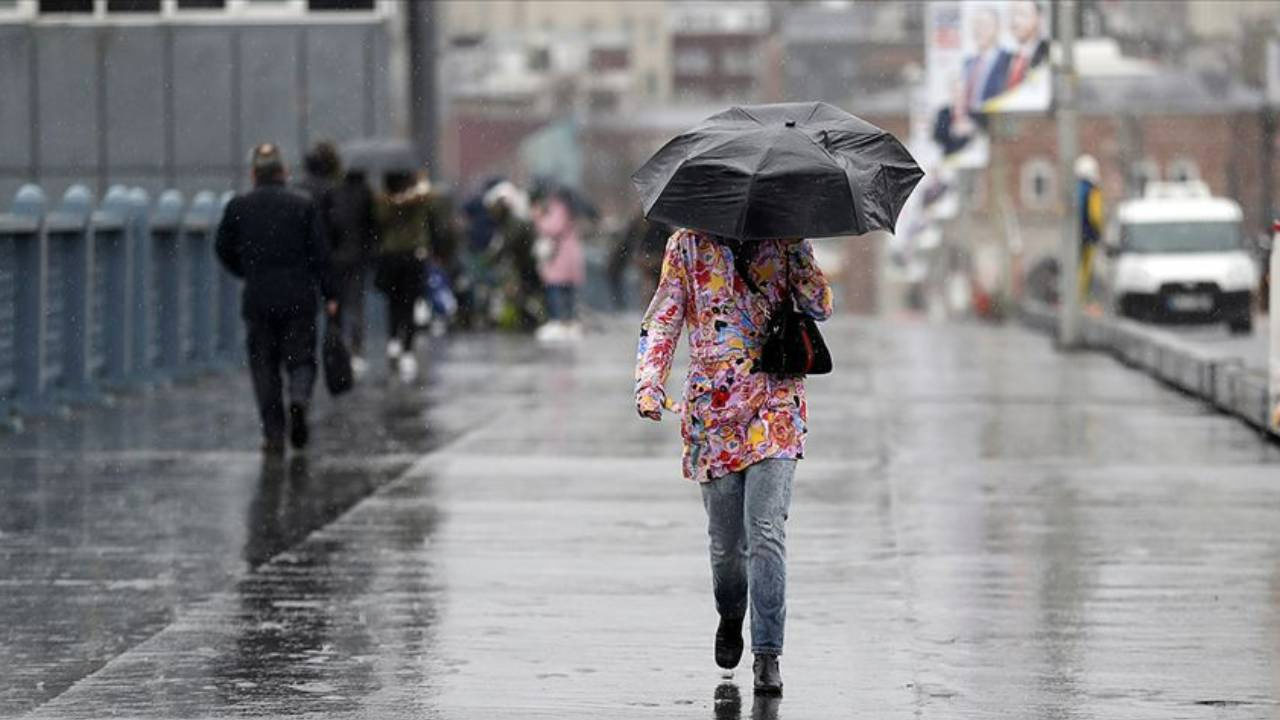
[663,396,684,414]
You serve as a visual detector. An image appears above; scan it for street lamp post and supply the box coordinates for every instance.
[1056,0,1083,348]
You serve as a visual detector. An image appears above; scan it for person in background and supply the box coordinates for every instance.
[455,177,506,330]
[423,186,462,337]
[962,7,1012,111]
[327,170,379,374]
[1076,154,1104,304]
[296,140,341,207]
[216,143,337,454]
[610,211,673,311]
[483,181,542,331]
[532,187,586,342]
[375,170,432,381]
[1006,0,1049,89]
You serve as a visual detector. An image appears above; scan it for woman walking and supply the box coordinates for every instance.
[630,101,921,697]
[375,170,432,381]
[532,188,586,342]
[634,229,832,694]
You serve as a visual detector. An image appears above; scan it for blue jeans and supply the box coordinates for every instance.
[700,458,795,656]
[545,284,576,322]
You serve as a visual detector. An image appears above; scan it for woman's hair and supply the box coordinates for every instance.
[304,141,341,179]
[384,170,415,195]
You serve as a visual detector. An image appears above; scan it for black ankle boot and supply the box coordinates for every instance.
[753,654,782,695]
[715,615,745,669]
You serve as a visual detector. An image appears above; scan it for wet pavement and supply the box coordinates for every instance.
[1162,318,1269,369]
[4,318,1280,718]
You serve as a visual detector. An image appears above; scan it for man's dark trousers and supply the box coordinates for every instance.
[245,305,317,445]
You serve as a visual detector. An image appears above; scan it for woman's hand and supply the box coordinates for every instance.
[637,392,664,422]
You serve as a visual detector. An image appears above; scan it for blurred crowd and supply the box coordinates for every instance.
[290,140,677,381]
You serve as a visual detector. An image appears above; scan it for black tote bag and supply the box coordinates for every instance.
[726,239,832,378]
[323,317,355,396]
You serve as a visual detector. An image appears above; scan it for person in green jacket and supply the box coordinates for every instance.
[375,170,432,380]
[483,181,543,331]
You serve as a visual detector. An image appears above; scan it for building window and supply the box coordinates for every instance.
[235,0,305,14]
[108,0,161,11]
[308,0,374,9]
[176,0,226,7]
[721,47,758,77]
[675,47,711,76]
[528,46,551,72]
[1020,157,1057,210]
[1168,157,1200,183]
[39,0,93,12]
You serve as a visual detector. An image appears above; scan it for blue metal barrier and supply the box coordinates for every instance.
[0,183,247,419]
[150,191,185,376]
[0,180,435,422]
[184,192,218,368]
[10,186,47,411]
[214,191,242,363]
[0,186,45,413]
[95,186,133,386]
[128,188,151,382]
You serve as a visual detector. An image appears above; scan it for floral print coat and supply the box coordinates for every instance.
[635,229,833,482]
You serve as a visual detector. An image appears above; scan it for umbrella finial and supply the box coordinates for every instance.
[785,120,796,128]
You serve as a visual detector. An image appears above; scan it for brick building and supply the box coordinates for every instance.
[970,65,1269,272]
[667,0,771,104]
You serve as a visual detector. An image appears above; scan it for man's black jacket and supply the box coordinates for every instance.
[216,181,335,318]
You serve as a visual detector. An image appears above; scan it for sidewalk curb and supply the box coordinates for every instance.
[1019,302,1277,438]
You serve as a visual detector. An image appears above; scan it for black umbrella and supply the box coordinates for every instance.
[632,102,923,241]
[340,138,419,176]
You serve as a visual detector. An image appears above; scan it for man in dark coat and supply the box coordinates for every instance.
[216,144,337,454]
[327,170,379,365]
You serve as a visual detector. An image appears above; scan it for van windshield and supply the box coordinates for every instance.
[1122,221,1242,253]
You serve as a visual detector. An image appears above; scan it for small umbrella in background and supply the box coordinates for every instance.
[632,102,924,241]
[340,138,419,179]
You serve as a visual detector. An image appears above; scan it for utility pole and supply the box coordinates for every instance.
[1056,0,1083,348]
[405,0,440,171]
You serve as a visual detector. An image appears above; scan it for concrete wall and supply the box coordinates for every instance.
[0,21,393,202]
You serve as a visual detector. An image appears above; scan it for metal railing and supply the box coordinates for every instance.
[0,184,242,421]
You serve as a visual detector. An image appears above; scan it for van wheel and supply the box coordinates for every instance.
[1228,316,1253,335]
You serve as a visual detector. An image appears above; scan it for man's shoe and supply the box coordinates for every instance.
[715,615,745,669]
[753,654,782,695]
[288,403,309,450]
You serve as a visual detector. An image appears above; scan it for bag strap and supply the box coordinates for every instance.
[719,237,802,323]
[723,237,764,295]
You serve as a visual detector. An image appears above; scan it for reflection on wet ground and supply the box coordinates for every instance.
[5,319,1280,718]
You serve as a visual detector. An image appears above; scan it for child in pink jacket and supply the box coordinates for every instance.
[532,191,586,340]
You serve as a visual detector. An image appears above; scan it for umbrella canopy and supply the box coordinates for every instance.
[340,138,419,176]
[632,102,923,240]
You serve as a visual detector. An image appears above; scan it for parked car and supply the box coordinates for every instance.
[1103,181,1257,334]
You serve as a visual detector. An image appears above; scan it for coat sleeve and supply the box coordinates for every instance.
[214,199,243,278]
[789,239,833,321]
[635,232,688,415]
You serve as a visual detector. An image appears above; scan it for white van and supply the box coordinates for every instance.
[1106,181,1257,334]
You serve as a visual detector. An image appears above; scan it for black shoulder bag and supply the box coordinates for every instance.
[727,240,832,378]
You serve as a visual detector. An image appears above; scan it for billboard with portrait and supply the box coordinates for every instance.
[925,1,1053,169]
